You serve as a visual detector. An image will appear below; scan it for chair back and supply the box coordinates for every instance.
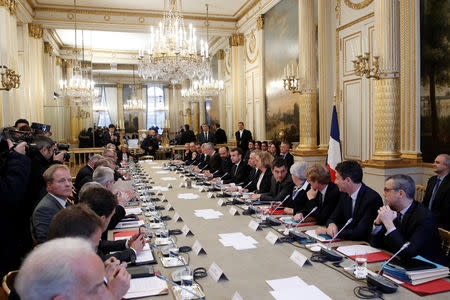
[139,155,154,160]
[438,227,450,257]
[2,270,18,296]
[414,185,426,203]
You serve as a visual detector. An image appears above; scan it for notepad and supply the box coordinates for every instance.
[194,209,223,220]
[177,193,199,200]
[125,207,142,215]
[123,277,168,299]
[336,244,391,263]
[115,219,145,229]
[218,232,258,250]
[304,230,343,243]
[266,276,331,300]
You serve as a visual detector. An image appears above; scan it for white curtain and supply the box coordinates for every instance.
[105,86,118,126]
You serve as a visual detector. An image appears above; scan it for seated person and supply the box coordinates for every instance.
[31,165,73,244]
[194,143,220,172]
[293,164,341,225]
[252,157,294,202]
[242,150,261,191]
[284,162,309,215]
[15,237,129,300]
[190,143,204,166]
[315,160,382,241]
[117,144,135,165]
[74,154,103,196]
[370,175,448,265]
[79,185,145,262]
[184,142,197,164]
[249,151,273,193]
[220,148,251,185]
[183,143,192,162]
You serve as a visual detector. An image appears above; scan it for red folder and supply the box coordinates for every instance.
[348,251,391,263]
[401,279,450,296]
[113,230,139,240]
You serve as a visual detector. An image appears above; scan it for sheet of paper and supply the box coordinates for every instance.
[151,166,163,169]
[266,276,308,291]
[135,249,154,264]
[150,186,169,191]
[115,219,144,229]
[218,232,258,250]
[124,277,168,299]
[304,230,333,242]
[194,209,224,220]
[155,171,169,174]
[177,193,199,200]
[269,286,331,300]
[336,244,381,256]
[125,207,142,215]
[160,177,177,181]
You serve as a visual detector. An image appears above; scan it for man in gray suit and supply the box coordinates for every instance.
[31,164,73,243]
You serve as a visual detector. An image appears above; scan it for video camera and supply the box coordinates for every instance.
[55,143,71,161]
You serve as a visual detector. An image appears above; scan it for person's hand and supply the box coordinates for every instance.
[104,257,120,278]
[293,212,304,221]
[124,189,136,200]
[12,141,27,155]
[284,207,294,215]
[53,151,65,162]
[378,205,397,231]
[326,223,338,238]
[306,188,318,200]
[129,233,145,254]
[251,194,261,200]
[315,226,327,235]
[107,265,131,300]
[148,146,153,150]
[114,190,129,207]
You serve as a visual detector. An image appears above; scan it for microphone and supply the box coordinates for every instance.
[155,273,202,299]
[264,195,291,226]
[211,169,220,176]
[219,172,229,180]
[288,207,317,242]
[241,178,254,190]
[366,242,410,294]
[319,218,353,261]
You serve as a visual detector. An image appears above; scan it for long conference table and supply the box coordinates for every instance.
[108,160,449,300]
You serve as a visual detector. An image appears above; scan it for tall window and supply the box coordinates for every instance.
[97,86,112,127]
[146,84,166,134]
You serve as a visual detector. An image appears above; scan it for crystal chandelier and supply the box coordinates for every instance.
[124,66,146,112]
[137,0,210,82]
[59,0,96,102]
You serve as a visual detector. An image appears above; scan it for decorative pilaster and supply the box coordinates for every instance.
[199,99,206,126]
[192,101,200,134]
[137,85,145,130]
[28,23,43,39]
[44,42,53,56]
[256,15,264,30]
[217,50,226,135]
[297,0,318,152]
[230,34,245,137]
[0,0,17,15]
[117,83,124,129]
[372,0,401,161]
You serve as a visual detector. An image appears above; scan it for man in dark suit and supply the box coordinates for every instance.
[196,143,220,172]
[141,129,159,156]
[243,140,255,163]
[80,185,145,262]
[214,123,227,144]
[103,124,120,147]
[235,122,252,153]
[31,165,73,243]
[283,162,309,213]
[280,142,294,170]
[370,175,447,265]
[222,148,250,185]
[197,124,216,144]
[211,146,233,178]
[181,124,196,144]
[254,158,294,202]
[74,154,103,195]
[315,160,382,241]
[422,154,450,230]
[293,164,341,225]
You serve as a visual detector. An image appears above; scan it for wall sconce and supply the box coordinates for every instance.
[352,52,380,79]
[282,63,303,94]
[0,65,21,91]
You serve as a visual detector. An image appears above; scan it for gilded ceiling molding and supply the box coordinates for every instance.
[236,0,261,22]
[344,0,374,10]
[44,41,53,56]
[0,0,17,15]
[28,23,43,39]
[229,33,244,47]
[55,56,62,66]
[217,49,225,60]
[335,0,341,25]
[256,15,264,30]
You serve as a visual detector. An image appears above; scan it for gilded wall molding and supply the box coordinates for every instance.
[28,23,43,39]
[256,15,264,30]
[297,93,318,151]
[44,41,54,56]
[0,0,17,15]
[245,32,259,64]
[344,0,374,10]
[217,49,225,60]
[56,56,62,65]
[229,33,244,47]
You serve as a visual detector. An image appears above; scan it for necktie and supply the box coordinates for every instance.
[351,196,356,217]
[428,177,441,210]
[65,201,71,208]
[234,165,238,176]
[275,182,281,195]
[396,212,403,228]
[292,187,300,200]
[205,132,208,141]
[317,192,323,206]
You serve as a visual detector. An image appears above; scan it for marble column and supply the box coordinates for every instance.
[217,50,226,135]
[373,0,401,161]
[199,99,206,126]
[230,33,245,136]
[137,85,145,130]
[297,0,318,152]
[117,83,124,130]
[192,101,200,134]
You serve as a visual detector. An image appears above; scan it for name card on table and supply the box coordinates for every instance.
[182,224,193,236]
[248,220,262,231]
[232,292,244,300]
[217,199,226,206]
[290,250,311,268]
[167,184,172,189]
[166,203,174,211]
[265,231,280,245]
[161,196,168,202]
[208,262,228,282]
[156,191,163,196]
[179,182,186,188]
[207,192,215,198]
[173,212,183,222]
[192,240,207,255]
[229,207,240,216]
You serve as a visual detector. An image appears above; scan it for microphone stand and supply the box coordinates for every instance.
[155,273,202,299]
[264,195,291,226]
[319,218,353,261]
[288,207,318,242]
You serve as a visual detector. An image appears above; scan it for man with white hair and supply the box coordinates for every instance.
[422,153,450,230]
[15,237,129,300]
[74,154,103,194]
[284,162,309,215]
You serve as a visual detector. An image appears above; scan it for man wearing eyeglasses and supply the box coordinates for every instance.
[370,174,447,265]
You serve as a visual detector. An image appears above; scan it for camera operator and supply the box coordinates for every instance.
[25,135,66,212]
[0,138,32,277]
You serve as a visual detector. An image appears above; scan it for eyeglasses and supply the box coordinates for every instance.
[384,187,399,192]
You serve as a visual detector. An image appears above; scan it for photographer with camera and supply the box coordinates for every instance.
[0,137,32,277]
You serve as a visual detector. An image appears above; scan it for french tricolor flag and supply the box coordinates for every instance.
[326,105,342,182]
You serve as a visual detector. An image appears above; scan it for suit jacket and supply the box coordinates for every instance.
[31,193,67,244]
[98,239,136,263]
[291,183,311,212]
[74,164,93,194]
[281,152,295,170]
[301,182,342,225]
[326,183,382,241]
[235,129,252,153]
[197,131,216,144]
[103,131,121,147]
[260,173,294,202]
[245,168,262,192]
[214,157,233,178]
[422,175,450,230]
[117,151,135,164]
[370,201,448,266]
[197,153,211,170]
[141,136,159,156]
[181,130,196,144]
[191,153,204,166]
[215,128,227,144]
[223,161,251,185]
[254,168,273,194]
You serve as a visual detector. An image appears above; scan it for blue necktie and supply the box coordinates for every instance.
[428,178,441,210]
